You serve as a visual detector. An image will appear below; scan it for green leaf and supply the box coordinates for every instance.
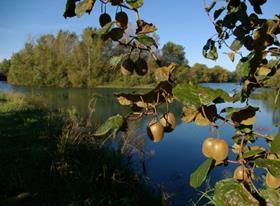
[243,149,264,159]
[136,34,157,48]
[125,0,143,9]
[109,54,127,68]
[236,53,254,77]
[173,83,232,108]
[94,114,124,137]
[260,188,280,206]
[255,159,280,178]
[271,134,280,155]
[202,39,218,61]
[230,39,243,52]
[63,0,76,18]
[213,179,259,206]
[75,0,96,17]
[190,158,213,188]
[96,21,114,35]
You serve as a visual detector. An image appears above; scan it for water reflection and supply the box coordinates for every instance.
[252,89,280,128]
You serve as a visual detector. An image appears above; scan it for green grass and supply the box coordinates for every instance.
[0,92,163,206]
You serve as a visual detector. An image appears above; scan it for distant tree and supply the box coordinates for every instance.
[160,41,188,66]
[0,59,11,75]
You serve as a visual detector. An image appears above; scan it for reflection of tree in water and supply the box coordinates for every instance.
[253,89,280,130]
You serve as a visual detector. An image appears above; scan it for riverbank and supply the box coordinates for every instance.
[0,92,163,206]
[96,84,154,89]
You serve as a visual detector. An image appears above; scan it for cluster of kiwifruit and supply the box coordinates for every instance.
[202,137,229,162]
[99,10,128,29]
[98,9,129,41]
[147,112,176,143]
[232,164,280,187]
[121,57,148,76]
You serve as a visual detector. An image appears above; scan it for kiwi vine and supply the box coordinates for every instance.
[63,0,280,205]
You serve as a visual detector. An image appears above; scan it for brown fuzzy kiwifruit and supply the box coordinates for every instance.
[135,58,148,76]
[233,166,250,181]
[121,58,135,75]
[108,28,124,41]
[265,172,280,189]
[211,138,229,161]
[99,13,112,27]
[202,137,215,158]
[115,11,128,28]
[147,120,164,143]
[159,112,176,132]
[111,0,123,5]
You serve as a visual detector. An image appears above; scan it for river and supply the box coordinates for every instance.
[0,82,279,205]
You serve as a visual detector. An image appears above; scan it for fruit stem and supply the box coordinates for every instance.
[227,159,239,164]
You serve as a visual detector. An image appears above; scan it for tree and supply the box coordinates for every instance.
[160,41,188,66]
[0,59,11,76]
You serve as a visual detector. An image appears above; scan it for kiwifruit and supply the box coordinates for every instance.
[265,172,280,189]
[147,120,164,143]
[233,166,250,181]
[121,58,135,75]
[211,139,229,161]
[202,137,215,158]
[159,112,176,132]
[108,28,124,41]
[135,58,148,76]
[111,0,123,5]
[99,13,112,27]
[115,11,128,28]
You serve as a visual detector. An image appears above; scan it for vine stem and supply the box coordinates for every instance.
[217,115,273,141]
[227,160,239,164]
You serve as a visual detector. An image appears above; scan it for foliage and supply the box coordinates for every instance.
[160,41,189,66]
[0,58,10,75]
[3,33,236,88]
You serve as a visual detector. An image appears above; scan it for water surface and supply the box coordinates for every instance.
[0,82,279,205]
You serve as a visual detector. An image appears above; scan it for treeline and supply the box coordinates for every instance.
[0,28,237,87]
[175,63,237,84]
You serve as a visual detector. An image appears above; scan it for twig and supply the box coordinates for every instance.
[217,115,273,141]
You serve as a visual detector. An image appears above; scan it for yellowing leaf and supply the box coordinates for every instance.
[125,0,143,9]
[154,63,176,82]
[195,112,211,126]
[136,20,157,34]
[231,106,258,126]
[114,81,173,109]
[227,52,235,62]
[256,66,271,76]
[182,106,199,123]
[75,0,96,17]
[240,115,256,126]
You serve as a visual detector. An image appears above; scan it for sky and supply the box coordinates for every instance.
[0,0,279,71]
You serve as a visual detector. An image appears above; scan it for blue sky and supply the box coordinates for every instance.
[0,0,279,71]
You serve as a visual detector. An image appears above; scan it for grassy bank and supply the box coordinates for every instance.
[0,92,163,206]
